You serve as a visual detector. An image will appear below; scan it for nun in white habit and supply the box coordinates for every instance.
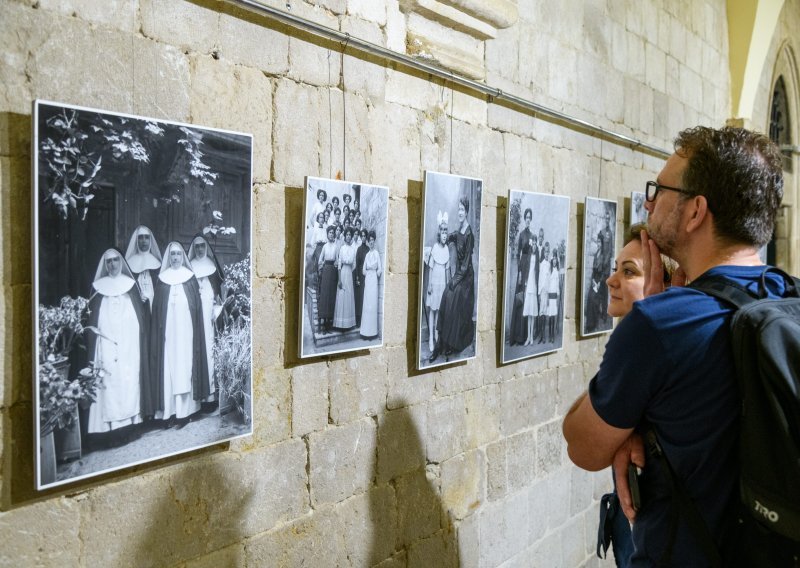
[188,235,224,400]
[125,225,162,310]
[86,249,149,433]
[149,242,210,426]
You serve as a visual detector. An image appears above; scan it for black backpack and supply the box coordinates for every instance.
[650,267,800,567]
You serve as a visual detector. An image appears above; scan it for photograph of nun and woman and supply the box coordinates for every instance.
[300,177,389,358]
[501,191,570,364]
[417,172,483,370]
[34,101,252,489]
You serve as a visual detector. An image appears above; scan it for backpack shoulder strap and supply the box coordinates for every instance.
[689,266,800,309]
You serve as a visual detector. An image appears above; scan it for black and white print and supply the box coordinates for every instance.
[581,197,617,337]
[630,191,647,226]
[418,171,483,370]
[501,191,570,364]
[34,100,253,489]
[300,176,389,358]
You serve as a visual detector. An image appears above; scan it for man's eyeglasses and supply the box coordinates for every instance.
[645,181,694,202]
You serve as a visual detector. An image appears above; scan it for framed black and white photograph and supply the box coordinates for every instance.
[501,191,570,364]
[630,190,647,226]
[300,176,389,358]
[417,171,483,370]
[581,197,617,337]
[34,100,253,490]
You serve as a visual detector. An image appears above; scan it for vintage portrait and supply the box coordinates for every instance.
[417,171,483,370]
[34,100,253,489]
[501,191,570,364]
[581,197,617,337]
[300,176,389,358]
[630,191,647,226]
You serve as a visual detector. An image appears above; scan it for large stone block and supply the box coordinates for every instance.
[0,496,81,566]
[308,417,377,505]
[189,56,273,183]
[569,464,596,516]
[559,512,587,566]
[184,543,245,568]
[377,404,428,483]
[441,449,485,520]
[383,272,410,347]
[535,420,565,476]
[407,527,460,568]
[338,486,398,566]
[464,384,501,449]
[247,365,292,448]
[396,467,443,547]
[386,347,436,409]
[291,360,329,437]
[329,350,389,424]
[555,363,587,416]
[36,0,136,32]
[140,0,217,53]
[426,393,468,463]
[348,0,387,25]
[272,79,325,187]
[369,101,422,200]
[341,17,387,102]
[506,430,537,494]
[288,36,340,88]
[215,7,289,74]
[477,492,529,566]
[500,376,536,435]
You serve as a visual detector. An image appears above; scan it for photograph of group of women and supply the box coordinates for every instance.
[581,197,618,336]
[417,172,483,370]
[501,191,570,364]
[300,177,389,358]
[34,101,252,489]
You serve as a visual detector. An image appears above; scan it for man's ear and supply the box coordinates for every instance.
[685,195,709,233]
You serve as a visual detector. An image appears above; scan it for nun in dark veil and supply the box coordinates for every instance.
[149,242,210,428]
[188,234,225,403]
[86,248,150,439]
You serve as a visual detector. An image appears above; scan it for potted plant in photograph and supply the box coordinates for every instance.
[38,296,101,476]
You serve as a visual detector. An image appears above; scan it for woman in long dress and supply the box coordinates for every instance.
[188,235,224,403]
[149,242,209,428]
[430,197,475,363]
[522,235,539,346]
[537,243,552,344]
[360,230,382,339]
[124,225,162,310]
[509,208,533,345]
[86,249,149,439]
[425,214,450,353]
[317,225,338,333]
[333,227,357,329]
[545,253,561,344]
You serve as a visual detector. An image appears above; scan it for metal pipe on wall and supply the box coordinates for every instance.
[225,0,673,159]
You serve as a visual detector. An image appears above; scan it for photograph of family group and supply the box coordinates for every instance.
[501,191,570,364]
[581,197,617,337]
[300,177,389,358]
[34,100,253,489]
[417,171,483,370]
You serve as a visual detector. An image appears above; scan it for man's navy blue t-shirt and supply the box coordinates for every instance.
[588,265,787,566]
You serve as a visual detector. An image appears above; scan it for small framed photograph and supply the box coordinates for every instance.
[34,100,253,490]
[299,176,389,358]
[417,171,483,370]
[630,191,647,226]
[581,197,617,337]
[501,190,570,364]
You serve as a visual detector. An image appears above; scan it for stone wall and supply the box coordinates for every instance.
[0,0,733,566]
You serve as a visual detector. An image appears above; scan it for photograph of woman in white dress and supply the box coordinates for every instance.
[424,212,450,354]
[418,171,482,370]
[86,249,149,445]
[501,190,570,364]
[300,177,388,358]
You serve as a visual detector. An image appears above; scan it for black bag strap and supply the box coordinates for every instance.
[645,429,724,568]
[689,266,800,309]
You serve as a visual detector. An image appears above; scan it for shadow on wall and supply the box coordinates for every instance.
[369,402,459,567]
[120,456,254,568]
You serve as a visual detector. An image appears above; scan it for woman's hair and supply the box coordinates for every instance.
[317,189,327,200]
[524,207,532,220]
[343,227,355,239]
[334,207,341,215]
[326,225,336,236]
[459,197,470,215]
[625,222,677,283]
[438,221,448,233]
[361,228,368,238]
[368,230,377,242]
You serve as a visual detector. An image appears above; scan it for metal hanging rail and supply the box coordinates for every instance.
[227,0,672,159]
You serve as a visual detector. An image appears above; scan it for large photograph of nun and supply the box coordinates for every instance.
[501,191,570,364]
[417,171,482,370]
[300,176,389,358]
[33,100,253,490]
[581,197,617,337]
